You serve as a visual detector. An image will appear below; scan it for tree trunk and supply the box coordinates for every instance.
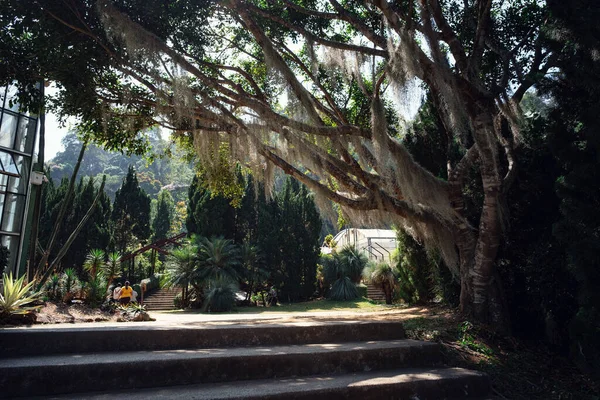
[27,81,46,282]
[451,110,510,331]
[447,106,510,331]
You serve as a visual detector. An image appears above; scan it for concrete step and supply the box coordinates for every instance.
[0,340,444,398]
[0,321,406,357]
[142,289,179,310]
[33,368,491,399]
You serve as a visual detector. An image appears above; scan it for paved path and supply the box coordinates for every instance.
[1,306,438,330]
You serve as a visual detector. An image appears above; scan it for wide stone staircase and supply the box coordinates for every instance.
[366,283,387,302]
[0,320,491,399]
[142,287,180,310]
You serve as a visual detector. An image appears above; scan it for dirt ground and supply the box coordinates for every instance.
[33,301,119,324]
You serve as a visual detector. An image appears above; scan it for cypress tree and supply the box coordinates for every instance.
[185,173,235,240]
[111,166,151,252]
[152,190,174,241]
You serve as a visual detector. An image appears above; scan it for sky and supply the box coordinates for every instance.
[45,112,68,160]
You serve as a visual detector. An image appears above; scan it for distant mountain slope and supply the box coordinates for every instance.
[46,131,194,201]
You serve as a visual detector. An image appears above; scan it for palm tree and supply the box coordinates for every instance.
[104,252,121,287]
[165,244,198,307]
[84,249,105,279]
[369,262,399,305]
[196,237,242,283]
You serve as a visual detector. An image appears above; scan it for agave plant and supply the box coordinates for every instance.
[0,273,42,318]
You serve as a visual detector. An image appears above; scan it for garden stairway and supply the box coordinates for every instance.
[366,283,387,302]
[142,287,180,310]
[0,320,491,399]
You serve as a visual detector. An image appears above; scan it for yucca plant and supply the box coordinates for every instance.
[0,273,42,319]
[61,268,79,303]
[84,276,108,307]
[47,273,61,301]
[104,252,121,286]
[84,249,105,279]
[369,262,399,305]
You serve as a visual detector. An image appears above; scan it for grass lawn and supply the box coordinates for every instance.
[163,298,401,314]
[234,298,399,313]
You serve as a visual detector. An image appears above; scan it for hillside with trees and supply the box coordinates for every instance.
[47,130,194,201]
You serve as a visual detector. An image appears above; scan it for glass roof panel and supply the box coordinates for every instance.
[0,150,19,177]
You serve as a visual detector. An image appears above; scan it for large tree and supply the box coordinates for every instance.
[541,0,600,376]
[2,0,558,326]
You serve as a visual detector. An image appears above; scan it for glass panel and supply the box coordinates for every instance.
[0,151,19,176]
[5,85,20,112]
[0,113,17,148]
[1,193,25,233]
[1,235,20,275]
[16,117,36,153]
[0,174,7,191]
[7,156,29,194]
[0,86,6,109]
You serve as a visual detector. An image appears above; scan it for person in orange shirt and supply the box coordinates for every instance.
[119,281,133,305]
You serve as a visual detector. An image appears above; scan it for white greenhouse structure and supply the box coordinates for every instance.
[323,228,397,262]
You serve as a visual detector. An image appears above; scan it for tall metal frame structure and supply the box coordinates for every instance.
[0,84,39,275]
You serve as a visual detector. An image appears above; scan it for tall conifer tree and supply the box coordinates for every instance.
[152,190,174,241]
[111,166,151,252]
